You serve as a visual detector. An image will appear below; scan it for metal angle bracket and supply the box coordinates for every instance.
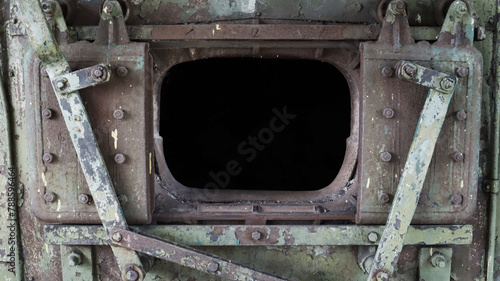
[418,247,452,281]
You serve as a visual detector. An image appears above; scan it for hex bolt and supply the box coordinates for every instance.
[452,151,464,162]
[383,107,394,119]
[378,193,390,204]
[375,271,389,281]
[251,231,262,241]
[207,261,219,272]
[42,108,53,119]
[456,110,467,121]
[440,77,455,91]
[68,251,82,267]
[430,252,446,268]
[41,1,53,14]
[125,269,139,281]
[456,67,469,77]
[42,153,53,163]
[43,192,55,203]
[451,194,463,205]
[92,67,103,79]
[111,232,122,242]
[367,232,379,243]
[380,151,392,162]
[79,194,90,204]
[114,153,126,164]
[113,109,125,120]
[381,67,394,78]
[56,78,68,91]
[103,2,113,14]
[403,64,416,78]
[455,2,468,16]
[116,66,129,78]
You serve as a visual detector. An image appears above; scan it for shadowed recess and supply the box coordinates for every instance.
[161,58,350,191]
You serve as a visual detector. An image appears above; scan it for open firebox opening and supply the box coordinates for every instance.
[160,58,350,191]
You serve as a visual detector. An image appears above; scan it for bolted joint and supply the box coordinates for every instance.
[378,192,390,203]
[44,192,55,203]
[381,67,394,78]
[452,151,464,162]
[125,269,139,281]
[42,108,53,119]
[251,231,262,241]
[383,107,394,119]
[115,153,126,164]
[68,251,82,267]
[41,1,55,15]
[453,1,468,17]
[55,78,68,92]
[79,193,91,204]
[113,109,125,120]
[440,77,455,92]
[456,67,469,78]
[91,65,108,82]
[375,271,390,281]
[367,232,379,243]
[451,194,463,205]
[456,110,467,121]
[116,66,129,77]
[207,261,219,272]
[103,2,114,14]
[42,153,54,163]
[111,231,123,242]
[380,151,392,162]
[430,252,446,268]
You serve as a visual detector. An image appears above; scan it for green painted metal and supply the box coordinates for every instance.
[43,224,474,246]
[17,0,145,278]
[60,245,94,281]
[51,64,110,95]
[418,247,452,281]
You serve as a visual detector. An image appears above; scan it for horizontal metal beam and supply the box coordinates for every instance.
[73,24,440,42]
[45,224,473,246]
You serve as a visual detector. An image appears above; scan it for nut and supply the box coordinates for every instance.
[116,66,129,78]
[403,64,416,78]
[68,251,82,267]
[56,78,68,91]
[125,269,139,281]
[44,192,55,203]
[114,153,126,164]
[113,109,125,120]
[383,108,394,119]
[451,194,463,205]
[91,65,107,81]
[367,232,379,243]
[111,232,122,242]
[207,261,219,272]
[455,2,468,16]
[42,153,54,163]
[103,3,113,14]
[452,151,464,162]
[41,1,54,14]
[378,193,390,204]
[456,110,467,121]
[381,67,393,78]
[42,108,53,119]
[79,194,90,204]
[456,67,469,77]
[430,252,446,268]
[375,271,389,281]
[440,77,455,91]
[251,231,262,241]
[380,151,392,162]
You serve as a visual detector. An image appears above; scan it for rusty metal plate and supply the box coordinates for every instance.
[357,42,482,224]
[27,41,154,224]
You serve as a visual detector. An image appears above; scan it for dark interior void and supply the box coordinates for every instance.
[160,58,350,191]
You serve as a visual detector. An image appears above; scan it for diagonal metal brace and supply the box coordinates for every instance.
[367,62,457,281]
[52,64,111,95]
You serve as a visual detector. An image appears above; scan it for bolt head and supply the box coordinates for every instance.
[452,151,464,162]
[42,108,53,119]
[42,153,53,163]
[114,153,126,164]
[56,79,68,91]
[207,261,219,272]
[111,232,122,242]
[380,151,392,162]
[455,2,468,16]
[44,192,55,203]
[456,67,469,77]
[79,194,90,204]
[116,66,129,78]
[403,64,416,77]
[440,77,455,91]
[394,1,405,13]
[103,3,113,14]
[113,109,125,120]
[419,194,429,204]
[451,194,463,205]
[430,252,446,268]
[91,66,107,81]
[41,2,53,14]
[375,271,389,281]
[381,67,394,78]
[251,231,262,240]
[367,232,379,243]
[68,251,82,267]
[125,269,139,281]
[382,107,394,119]
[378,193,390,204]
[456,110,467,121]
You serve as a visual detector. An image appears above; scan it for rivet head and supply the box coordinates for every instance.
[44,192,55,203]
[125,269,139,281]
[380,151,392,162]
[367,232,379,243]
[451,194,463,205]
[116,66,129,78]
[113,109,125,120]
[456,110,467,121]
[207,261,219,272]
[381,67,393,78]
[42,108,53,119]
[114,153,126,164]
[251,231,262,240]
[452,151,464,162]
[378,193,390,203]
[456,67,469,77]
[383,107,394,119]
[111,232,122,242]
[42,153,54,163]
[79,194,90,204]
